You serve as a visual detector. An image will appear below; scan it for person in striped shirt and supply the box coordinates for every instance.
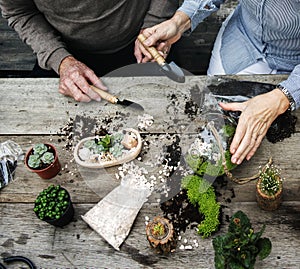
[137,0,300,165]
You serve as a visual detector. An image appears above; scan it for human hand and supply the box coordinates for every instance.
[134,11,190,63]
[58,56,108,102]
[219,89,290,164]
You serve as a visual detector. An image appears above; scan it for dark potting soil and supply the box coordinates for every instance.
[160,190,203,234]
[206,78,298,143]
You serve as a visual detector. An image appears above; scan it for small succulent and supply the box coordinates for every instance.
[84,132,125,158]
[34,185,70,220]
[28,143,55,169]
[33,143,48,155]
[259,164,282,196]
[152,222,165,236]
[109,143,124,158]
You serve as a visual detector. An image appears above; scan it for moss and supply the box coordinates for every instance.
[181,175,220,238]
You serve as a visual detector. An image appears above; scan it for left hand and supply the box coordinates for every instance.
[134,11,190,63]
[134,30,171,64]
[219,89,290,164]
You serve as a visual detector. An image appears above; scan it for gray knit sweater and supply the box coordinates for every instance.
[0,0,178,73]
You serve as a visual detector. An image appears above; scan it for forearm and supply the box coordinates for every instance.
[0,0,69,73]
[169,11,191,36]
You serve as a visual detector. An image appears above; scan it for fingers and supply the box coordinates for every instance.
[219,101,244,112]
[231,121,267,164]
[134,38,152,63]
[59,56,107,102]
[220,92,281,165]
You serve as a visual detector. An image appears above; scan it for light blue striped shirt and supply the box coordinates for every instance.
[178,0,300,109]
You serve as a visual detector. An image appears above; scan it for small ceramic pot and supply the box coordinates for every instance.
[146,216,177,253]
[25,143,61,179]
[44,200,74,227]
[34,187,74,227]
[256,177,283,211]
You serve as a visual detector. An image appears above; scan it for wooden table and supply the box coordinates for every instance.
[0,74,299,268]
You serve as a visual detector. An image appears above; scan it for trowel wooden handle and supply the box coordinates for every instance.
[90,85,118,104]
[138,34,166,65]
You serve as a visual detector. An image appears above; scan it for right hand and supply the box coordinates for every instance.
[135,11,191,63]
[58,56,108,102]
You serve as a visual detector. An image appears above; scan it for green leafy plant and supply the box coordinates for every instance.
[181,175,220,238]
[97,134,112,151]
[259,164,282,196]
[152,222,165,237]
[33,185,70,220]
[28,143,55,169]
[213,210,272,269]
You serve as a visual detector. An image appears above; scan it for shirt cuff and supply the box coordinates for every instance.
[279,65,300,110]
[178,0,220,32]
[46,48,72,74]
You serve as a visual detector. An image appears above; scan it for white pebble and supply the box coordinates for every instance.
[185,245,193,250]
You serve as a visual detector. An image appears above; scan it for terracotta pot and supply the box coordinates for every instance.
[34,187,74,227]
[25,143,61,179]
[256,177,283,211]
[146,216,177,253]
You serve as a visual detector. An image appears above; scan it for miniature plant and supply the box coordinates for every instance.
[97,134,112,151]
[146,216,176,253]
[213,210,272,269]
[185,123,237,178]
[33,185,70,220]
[83,132,124,158]
[153,222,165,236]
[259,164,282,196]
[28,143,54,169]
[181,174,220,238]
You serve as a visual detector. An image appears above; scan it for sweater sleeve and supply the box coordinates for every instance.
[142,0,179,28]
[0,0,70,73]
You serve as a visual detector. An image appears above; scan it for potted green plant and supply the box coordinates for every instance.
[25,143,61,179]
[33,184,74,227]
[146,216,177,254]
[213,210,272,269]
[256,163,283,211]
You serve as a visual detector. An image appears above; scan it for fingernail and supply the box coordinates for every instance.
[232,157,237,164]
[95,97,101,102]
[237,159,242,165]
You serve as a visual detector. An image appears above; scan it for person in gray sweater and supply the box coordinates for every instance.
[0,0,178,102]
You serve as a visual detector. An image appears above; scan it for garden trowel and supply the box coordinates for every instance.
[90,85,144,111]
[138,34,185,83]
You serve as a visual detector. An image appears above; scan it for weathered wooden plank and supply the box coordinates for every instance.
[0,75,295,136]
[0,131,299,203]
[0,17,36,71]
[0,202,299,268]
[1,74,299,269]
